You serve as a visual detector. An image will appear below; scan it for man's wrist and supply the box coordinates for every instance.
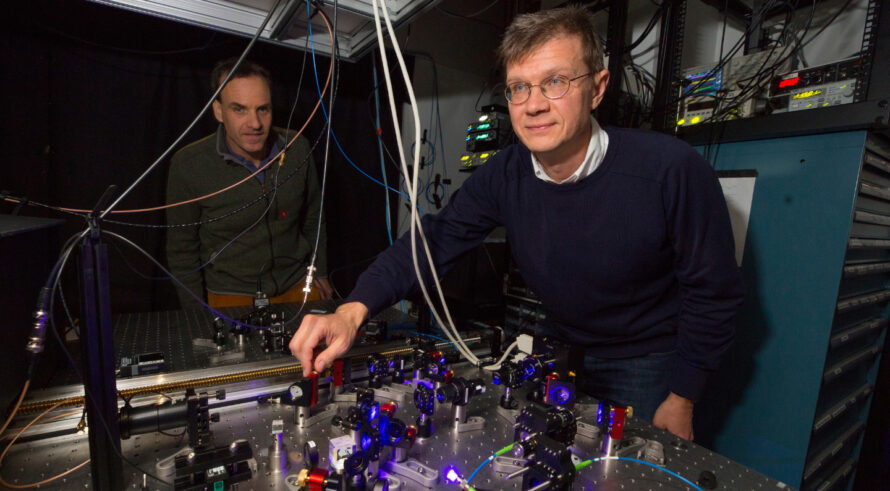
[667,392,694,408]
[335,302,369,332]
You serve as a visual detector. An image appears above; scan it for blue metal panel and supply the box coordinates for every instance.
[693,131,868,486]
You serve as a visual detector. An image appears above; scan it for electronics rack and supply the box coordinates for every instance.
[677,49,792,128]
[458,106,510,172]
[676,0,890,145]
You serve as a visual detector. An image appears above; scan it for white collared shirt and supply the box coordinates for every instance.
[530,116,609,184]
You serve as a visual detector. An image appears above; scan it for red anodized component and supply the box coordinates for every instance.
[381,401,399,416]
[610,407,626,440]
[544,373,560,404]
[309,371,319,406]
[405,425,418,444]
[332,360,344,387]
[307,468,328,491]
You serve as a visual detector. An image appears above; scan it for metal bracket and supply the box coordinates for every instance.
[296,403,338,429]
[385,381,416,397]
[373,385,408,402]
[495,405,519,423]
[332,387,358,403]
[156,446,193,482]
[455,416,485,433]
[383,458,438,488]
[575,420,602,441]
[376,470,403,491]
[492,455,527,475]
[637,439,666,465]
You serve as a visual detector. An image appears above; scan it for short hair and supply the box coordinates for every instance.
[210,58,272,99]
[497,6,605,76]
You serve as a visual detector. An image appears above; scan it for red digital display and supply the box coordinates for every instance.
[778,76,800,88]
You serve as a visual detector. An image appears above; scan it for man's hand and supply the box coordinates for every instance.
[652,392,694,441]
[289,302,368,377]
[314,278,334,300]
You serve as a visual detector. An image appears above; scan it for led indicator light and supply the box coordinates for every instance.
[792,89,822,99]
[778,76,800,88]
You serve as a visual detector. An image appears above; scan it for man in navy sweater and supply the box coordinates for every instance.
[290,6,743,440]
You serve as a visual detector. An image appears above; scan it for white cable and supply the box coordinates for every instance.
[371,0,478,364]
[482,340,519,371]
[372,0,476,364]
[381,0,479,366]
[376,3,475,363]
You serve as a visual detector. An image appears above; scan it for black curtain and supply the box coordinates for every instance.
[1,1,400,317]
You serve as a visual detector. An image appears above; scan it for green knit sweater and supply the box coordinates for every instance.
[165,126,326,307]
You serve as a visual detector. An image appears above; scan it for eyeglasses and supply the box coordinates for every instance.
[504,73,592,104]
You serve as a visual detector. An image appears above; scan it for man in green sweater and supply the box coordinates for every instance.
[166,59,331,308]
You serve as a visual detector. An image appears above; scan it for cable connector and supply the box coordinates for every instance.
[302,265,317,294]
[516,334,534,355]
[25,287,52,355]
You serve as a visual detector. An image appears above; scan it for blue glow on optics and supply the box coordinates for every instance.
[361,434,372,451]
[492,374,501,385]
[444,467,460,483]
[439,356,446,364]
[437,391,445,402]
[553,387,570,405]
[369,403,379,421]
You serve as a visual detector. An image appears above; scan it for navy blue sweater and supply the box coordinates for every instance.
[347,127,744,401]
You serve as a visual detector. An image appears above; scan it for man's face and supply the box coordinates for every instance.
[506,35,609,167]
[212,75,272,163]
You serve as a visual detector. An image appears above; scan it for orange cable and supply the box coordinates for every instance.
[0,400,90,489]
[0,380,30,439]
[5,11,335,217]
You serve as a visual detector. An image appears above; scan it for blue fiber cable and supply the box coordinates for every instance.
[304,1,420,212]
[575,456,704,490]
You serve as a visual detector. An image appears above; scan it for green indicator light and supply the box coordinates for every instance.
[475,133,489,140]
[214,481,224,491]
[477,123,491,130]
